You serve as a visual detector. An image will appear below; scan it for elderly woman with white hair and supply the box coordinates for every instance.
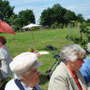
[48,44,88,90]
[5,52,42,90]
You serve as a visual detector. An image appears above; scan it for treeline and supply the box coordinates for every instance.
[0,0,35,27]
[40,4,84,28]
[0,0,90,28]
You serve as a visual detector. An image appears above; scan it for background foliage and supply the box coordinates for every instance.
[0,0,14,22]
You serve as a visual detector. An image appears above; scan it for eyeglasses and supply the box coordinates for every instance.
[77,58,84,62]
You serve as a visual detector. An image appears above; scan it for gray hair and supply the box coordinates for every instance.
[87,43,90,53]
[60,44,86,62]
[14,73,23,80]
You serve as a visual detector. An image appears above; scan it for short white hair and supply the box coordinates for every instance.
[60,44,86,62]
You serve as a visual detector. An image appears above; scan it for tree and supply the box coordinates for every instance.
[40,3,85,27]
[87,19,90,23]
[66,22,90,49]
[15,9,35,27]
[40,4,67,27]
[77,14,84,22]
[8,14,17,25]
[52,4,66,24]
[40,8,54,27]
[0,0,14,23]
[64,10,77,24]
[87,19,90,25]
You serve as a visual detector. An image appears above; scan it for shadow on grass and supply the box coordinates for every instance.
[39,74,49,85]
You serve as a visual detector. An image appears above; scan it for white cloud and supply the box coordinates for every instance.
[65,5,90,20]
[14,4,46,15]
[86,15,90,19]
[13,4,46,23]
[66,5,90,12]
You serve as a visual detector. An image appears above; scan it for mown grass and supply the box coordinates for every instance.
[0,28,79,90]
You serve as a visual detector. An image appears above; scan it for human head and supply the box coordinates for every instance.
[0,36,6,46]
[60,44,85,62]
[60,44,85,71]
[10,52,41,81]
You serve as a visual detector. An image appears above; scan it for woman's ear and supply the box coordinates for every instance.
[66,58,70,63]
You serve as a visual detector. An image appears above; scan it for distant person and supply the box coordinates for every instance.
[48,44,87,90]
[5,52,42,90]
[80,43,90,85]
[0,36,12,84]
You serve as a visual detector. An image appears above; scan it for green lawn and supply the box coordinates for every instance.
[0,28,79,90]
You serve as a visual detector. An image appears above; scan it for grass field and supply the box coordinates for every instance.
[0,28,79,90]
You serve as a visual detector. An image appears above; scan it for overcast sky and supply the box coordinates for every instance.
[8,0,90,24]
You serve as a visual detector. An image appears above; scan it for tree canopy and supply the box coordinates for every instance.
[0,0,14,22]
[15,9,35,27]
[77,14,84,22]
[40,4,67,27]
[64,10,77,24]
[0,0,35,26]
[40,4,85,27]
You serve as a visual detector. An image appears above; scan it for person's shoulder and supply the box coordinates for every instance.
[0,48,7,54]
[0,48,5,51]
[83,56,90,65]
[5,79,14,87]
[0,48,7,59]
[5,79,19,90]
[55,62,68,74]
[51,62,68,79]
[84,55,90,60]
[35,84,42,90]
